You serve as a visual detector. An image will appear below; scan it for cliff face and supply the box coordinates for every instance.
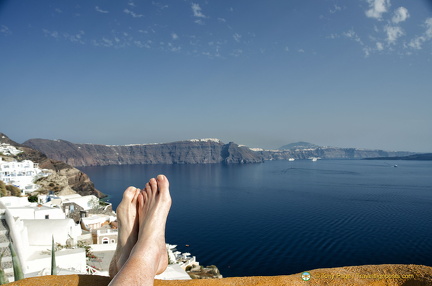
[23,137,415,167]
[0,133,105,198]
[259,147,414,160]
[23,138,264,167]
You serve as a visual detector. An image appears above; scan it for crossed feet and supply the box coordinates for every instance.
[109,175,172,286]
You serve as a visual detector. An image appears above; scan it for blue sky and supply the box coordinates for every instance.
[1,0,431,152]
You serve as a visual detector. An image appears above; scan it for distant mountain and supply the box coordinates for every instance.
[257,147,414,161]
[23,138,264,167]
[279,142,320,150]
[364,153,432,161]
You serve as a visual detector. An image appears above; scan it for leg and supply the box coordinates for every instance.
[109,175,172,286]
[109,186,140,278]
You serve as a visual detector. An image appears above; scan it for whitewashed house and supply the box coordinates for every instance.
[59,194,100,211]
[0,157,49,194]
[0,143,23,156]
[0,198,87,277]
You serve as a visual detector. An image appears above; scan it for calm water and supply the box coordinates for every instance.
[79,160,432,277]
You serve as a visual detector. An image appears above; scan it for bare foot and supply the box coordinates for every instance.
[108,175,171,285]
[109,186,140,278]
[133,175,172,275]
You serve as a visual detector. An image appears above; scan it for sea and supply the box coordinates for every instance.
[79,159,432,277]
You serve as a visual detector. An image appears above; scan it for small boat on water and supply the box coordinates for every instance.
[288,158,295,161]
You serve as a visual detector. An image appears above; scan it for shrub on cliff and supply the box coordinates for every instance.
[28,195,38,203]
[5,185,20,197]
[0,181,6,197]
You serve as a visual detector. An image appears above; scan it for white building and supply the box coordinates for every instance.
[0,198,87,277]
[0,197,65,219]
[0,157,50,194]
[167,244,199,271]
[81,214,114,232]
[0,143,23,156]
[58,194,100,211]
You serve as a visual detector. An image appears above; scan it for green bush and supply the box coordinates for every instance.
[28,195,38,203]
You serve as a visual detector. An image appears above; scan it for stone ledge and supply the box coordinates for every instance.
[5,264,432,286]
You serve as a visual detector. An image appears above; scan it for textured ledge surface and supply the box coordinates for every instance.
[6,264,432,286]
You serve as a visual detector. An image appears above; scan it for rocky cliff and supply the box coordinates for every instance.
[364,153,432,160]
[23,137,415,167]
[23,138,264,167]
[258,147,414,160]
[0,133,105,198]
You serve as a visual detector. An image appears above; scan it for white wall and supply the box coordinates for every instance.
[8,208,35,219]
[34,208,65,219]
[23,219,81,246]
[0,197,30,207]
[25,248,87,274]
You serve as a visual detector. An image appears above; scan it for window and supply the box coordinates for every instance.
[102,237,109,244]
[45,215,49,219]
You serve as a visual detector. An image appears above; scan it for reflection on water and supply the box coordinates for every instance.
[80,160,432,277]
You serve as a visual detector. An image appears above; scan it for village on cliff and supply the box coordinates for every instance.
[0,141,220,282]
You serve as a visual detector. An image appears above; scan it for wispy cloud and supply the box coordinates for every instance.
[336,1,428,56]
[330,5,342,14]
[376,42,384,50]
[365,0,390,20]
[407,18,432,50]
[342,29,376,57]
[152,1,169,10]
[230,49,243,57]
[384,25,404,44]
[192,3,206,18]
[171,33,179,40]
[392,7,409,24]
[43,29,59,39]
[124,8,143,18]
[233,33,242,43]
[43,29,85,44]
[166,42,181,52]
[63,31,85,44]
[100,37,114,47]
[95,6,109,14]
[426,18,432,38]
[0,25,11,35]
[344,29,364,45]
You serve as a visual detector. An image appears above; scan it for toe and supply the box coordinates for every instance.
[156,175,169,188]
[137,191,144,209]
[123,186,138,200]
[149,178,158,196]
[144,182,152,195]
[156,175,171,203]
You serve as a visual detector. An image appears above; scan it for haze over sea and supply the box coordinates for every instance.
[80,159,432,277]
